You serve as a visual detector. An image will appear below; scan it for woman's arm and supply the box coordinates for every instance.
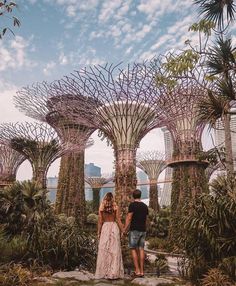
[115,207,124,232]
[97,210,103,238]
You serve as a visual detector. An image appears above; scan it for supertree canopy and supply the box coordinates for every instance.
[58,63,162,216]
[14,82,95,221]
[137,150,166,212]
[85,175,113,212]
[0,122,78,189]
[0,144,26,188]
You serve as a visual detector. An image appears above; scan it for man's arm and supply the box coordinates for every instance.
[123,212,133,234]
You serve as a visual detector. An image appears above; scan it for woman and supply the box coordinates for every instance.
[95,192,124,279]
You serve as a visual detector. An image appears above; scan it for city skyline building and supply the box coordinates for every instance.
[214,115,236,171]
[85,163,101,177]
[161,127,173,206]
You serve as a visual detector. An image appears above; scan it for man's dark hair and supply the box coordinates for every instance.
[133,189,141,199]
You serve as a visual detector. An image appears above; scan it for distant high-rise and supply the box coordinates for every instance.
[85,163,101,177]
[136,170,149,199]
[47,176,58,202]
[161,127,173,206]
[214,115,236,170]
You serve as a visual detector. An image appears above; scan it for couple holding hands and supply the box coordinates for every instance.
[95,189,149,279]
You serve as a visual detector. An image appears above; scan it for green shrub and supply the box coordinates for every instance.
[0,229,27,264]
[147,237,172,252]
[87,213,98,224]
[147,207,170,238]
[25,215,97,270]
[201,268,232,286]
[0,263,32,286]
[154,254,169,274]
[176,176,236,283]
[0,181,52,236]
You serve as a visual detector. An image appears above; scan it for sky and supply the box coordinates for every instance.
[0,0,230,181]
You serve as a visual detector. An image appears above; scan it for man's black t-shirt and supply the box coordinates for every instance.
[128,201,149,232]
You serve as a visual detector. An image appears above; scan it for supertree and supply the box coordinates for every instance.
[14,82,95,220]
[0,122,78,189]
[56,63,161,216]
[137,150,166,212]
[85,175,113,212]
[151,57,209,229]
[0,144,26,188]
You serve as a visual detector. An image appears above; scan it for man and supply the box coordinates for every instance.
[123,189,149,277]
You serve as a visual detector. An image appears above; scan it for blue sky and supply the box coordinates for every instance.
[0,0,220,180]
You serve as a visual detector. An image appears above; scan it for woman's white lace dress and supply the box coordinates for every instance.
[95,221,124,279]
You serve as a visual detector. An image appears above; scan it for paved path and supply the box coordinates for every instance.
[145,247,180,276]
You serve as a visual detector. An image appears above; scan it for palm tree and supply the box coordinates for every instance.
[194,0,236,178]
[0,180,51,235]
[194,0,236,30]
[198,37,236,178]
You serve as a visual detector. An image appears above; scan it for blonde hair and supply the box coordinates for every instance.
[99,192,116,214]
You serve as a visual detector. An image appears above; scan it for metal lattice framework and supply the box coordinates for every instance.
[0,144,26,187]
[14,82,95,148]
[54,63,162,215]
[151,56,209,163]
[14,82,96,220]
[0,122,78,189]
[137,150,166,211]
[85,175,113,212]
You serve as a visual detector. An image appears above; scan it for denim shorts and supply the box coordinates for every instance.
[129,230,146,249]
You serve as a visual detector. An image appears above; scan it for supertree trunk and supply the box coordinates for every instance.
[68,151,86,224]
[56,152,86,224]
[169,146,208,243]
[149,180,159,212]
[115,148,137,218]
[55,154,71,214]
[92,187,101,213]
[32,165,47,189]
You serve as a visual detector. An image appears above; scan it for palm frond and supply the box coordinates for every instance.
[207,37,236,75]
[194,0,236,29]
[197,90,228,126]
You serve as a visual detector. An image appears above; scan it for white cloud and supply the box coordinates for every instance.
[43,61,56,75]
[49,0,99,17]
[99,0,122,22]
[0,84,33,123]
[59,52,68,65]
[0,36,36,71]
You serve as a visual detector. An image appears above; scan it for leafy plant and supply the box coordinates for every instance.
[0,181,52,236]
[0,229,27,263]
[154,254,169,275]
[0,263,32,286]
[176,176,236,283]
[147,237,172,252]
[147,207,170,238]
[201,268,232,286]
[25,215,97,270]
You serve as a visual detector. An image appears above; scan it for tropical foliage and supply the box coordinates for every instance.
[147,206,170,239]
[176,175,236,283]
[0,181,50,236]
[0,181,97,271]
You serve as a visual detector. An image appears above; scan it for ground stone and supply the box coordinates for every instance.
[52,270,94,281]
[32,276,57,284]
[131,277,174,286]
